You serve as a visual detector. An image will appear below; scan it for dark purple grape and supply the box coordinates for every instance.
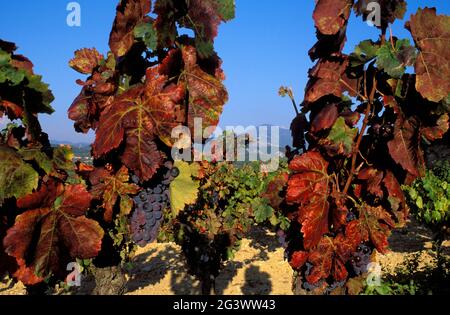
[131,175,140,184]
[171,167,180,178]
[346,211,357,223]
[139,192,148,202]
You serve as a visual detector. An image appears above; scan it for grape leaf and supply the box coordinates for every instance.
[311,103,339,133]
[170,161,200,216]
[376,39,416,78]
[69,48,104,75]
[154,0,186,48]
[3,184,104,285]
[109,0,152,58]
[313,0,353,35]
[305,57,356,103]
[289,251,309,270]
[134,22,157,51]
[388,117,420,178]
[406,8,450,102]
[180,46,228,139]
[350,40,379,67]
[0,100,23,120]
[261,172,289,210]
[306,234,355,284]
[89,166,140,222]
[286,151,330,250]
[0,146,39,205]
[252,200,273,224]
[358,167,384,198]
[179,0,235,57]
[92,67,184,181]
[320,117,358,156]
[348,205,395,253]
[121,129,166,182]
[18,147,52,175]
[383,170,407,225]
[422,113,449,142]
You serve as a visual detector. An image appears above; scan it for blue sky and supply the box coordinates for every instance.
[0,0,449,143]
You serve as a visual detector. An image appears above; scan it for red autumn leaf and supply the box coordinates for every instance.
[154,0,185,47]
[340,109,361,127]
[10,55,34,74]
[121,130,165,185]
[306,235,354,284]
[90,166,140,222]
[313,0,353,35]
[261,172,289,210]
[180,46,228,139]
[331,192,348,231]
[69,48,104,75]
[422,113,449,142]
[286,151,330,250]
[3,184,104,285]
[289,251,309,270]
[358,167,384,198]
[311,103,339,133]
[305,56,357,103]
[16,179,63,210]
[0,100,23,120]
[179,0,234,46]
[92,67,183,181]
[109,0,152,58]
[347,205,395,254]
[387,117,420,178]
[406,8,450,103]
[383,171,408,225]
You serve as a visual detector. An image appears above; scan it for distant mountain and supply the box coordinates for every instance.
[50,140,91,148]
[258,125,292,149]
[50,141,93,164]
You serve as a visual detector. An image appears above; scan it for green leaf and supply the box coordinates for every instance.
[0,66,25,85]
[19,147,53,174]
[376,39,416,78]
[0,49,11,66]
[415,196,423,209]
[217,0,236,21]
[0,146,39,205]
[195,39,214,59]
[351,40,379,66]
[170,161,200,216]
[134,23,158,51]
[320,117,358,156]
[253,199,274,223]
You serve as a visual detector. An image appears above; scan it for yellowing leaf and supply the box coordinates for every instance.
[170,161,200,216]
[0,146,39,205]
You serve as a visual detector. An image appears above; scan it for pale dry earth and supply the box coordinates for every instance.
[1,219,448,295]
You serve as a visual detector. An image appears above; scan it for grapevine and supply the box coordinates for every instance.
[279,1,449,295]
[0,40,104,288]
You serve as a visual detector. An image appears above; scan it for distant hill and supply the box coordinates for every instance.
[50,141,93,164]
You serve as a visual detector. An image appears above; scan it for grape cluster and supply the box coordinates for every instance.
[181,230,224,283]
[372,123,394,140]
[346,211,357,223]
[301,262,346,294]
[277,230,288,249]
[130,163,179,247]
[350,244,372,275]
[302,262,324,291]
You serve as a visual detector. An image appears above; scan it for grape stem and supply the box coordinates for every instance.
[342,74,376,195]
